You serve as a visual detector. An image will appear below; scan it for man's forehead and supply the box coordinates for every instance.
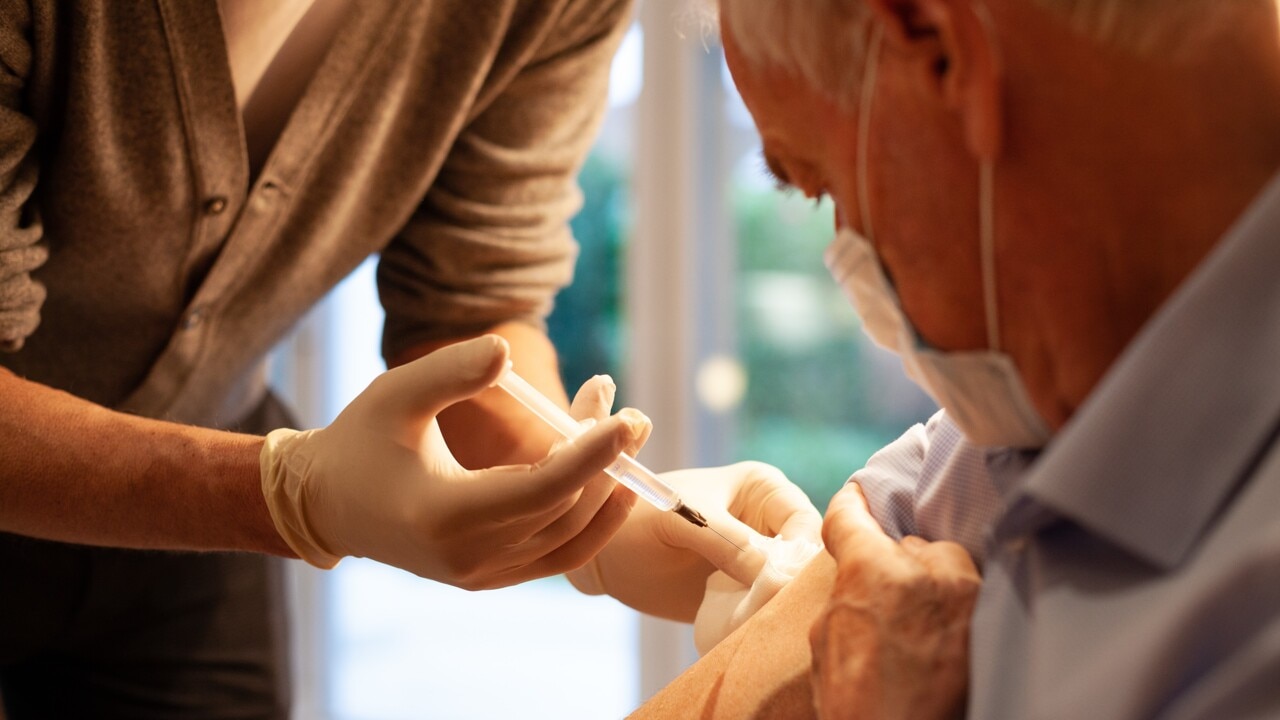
[723,26,851,152]
[718,0,873,106]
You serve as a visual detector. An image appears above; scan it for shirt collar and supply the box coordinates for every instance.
[1001,171,1280,570]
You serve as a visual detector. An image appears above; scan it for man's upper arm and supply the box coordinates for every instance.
[631,552,835,719]
[376,0,633,363]
[0,0,45,351]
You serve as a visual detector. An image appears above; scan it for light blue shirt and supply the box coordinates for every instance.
[855,173,1280,719]
[854,409,1001,564]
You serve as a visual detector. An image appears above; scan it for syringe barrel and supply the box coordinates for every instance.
[604,452,680,512]
[495,366,682,514]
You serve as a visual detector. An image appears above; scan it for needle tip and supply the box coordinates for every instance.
[708,525,746,553]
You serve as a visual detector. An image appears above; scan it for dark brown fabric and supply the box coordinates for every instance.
[0,539,292,720]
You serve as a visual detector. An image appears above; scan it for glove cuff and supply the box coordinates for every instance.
[260,427,343,570]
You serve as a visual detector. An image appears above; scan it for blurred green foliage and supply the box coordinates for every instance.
[547,152,628,398]
[550,151,932,513]
[731,185,915,509]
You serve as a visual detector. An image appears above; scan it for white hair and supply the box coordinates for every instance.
[698,0,873,105]
[704,0,1238,106]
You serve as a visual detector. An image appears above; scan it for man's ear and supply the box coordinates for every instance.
[865,0,1003,160]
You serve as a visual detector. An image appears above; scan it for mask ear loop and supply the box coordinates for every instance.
[974,1,1003,353]
[980,161,1000,351]
[860,19,1002,353]
[856,24,884,244]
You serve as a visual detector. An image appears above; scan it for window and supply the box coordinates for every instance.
[276,22,648,720]
[721,61,936,511]
[274,9,933,718]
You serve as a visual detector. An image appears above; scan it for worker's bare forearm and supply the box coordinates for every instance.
[0,367,294,557]
[391,321,568,469]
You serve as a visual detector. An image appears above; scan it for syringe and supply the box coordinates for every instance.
[494,366,740,546]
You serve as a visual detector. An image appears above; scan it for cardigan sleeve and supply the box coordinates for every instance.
[375,0,632,361]
[0,0,45,352]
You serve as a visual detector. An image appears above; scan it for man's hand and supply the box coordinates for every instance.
[563,375,823,620]
[259,335,649,590]
[810,483,980,720]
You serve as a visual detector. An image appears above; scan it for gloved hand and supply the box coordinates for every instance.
[693,532,823,654]
[564,375,823,621]
[260,335,650,590]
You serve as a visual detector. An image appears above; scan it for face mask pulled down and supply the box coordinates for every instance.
[824,26,1051,449]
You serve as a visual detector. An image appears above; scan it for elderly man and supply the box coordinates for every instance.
[639,0,1280,718]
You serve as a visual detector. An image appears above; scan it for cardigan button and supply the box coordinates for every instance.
[181,305,206,330]
[203,196,228,215]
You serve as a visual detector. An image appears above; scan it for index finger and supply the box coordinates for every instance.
[683,515,770,585]
[902,537,981,580]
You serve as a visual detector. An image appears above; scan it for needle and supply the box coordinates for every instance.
[707,524,747,553]
[674,503,747,553]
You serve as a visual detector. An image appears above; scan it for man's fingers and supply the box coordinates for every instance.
[826,482,883,531]
[823,482,892,562]
[902,537,981,579]
[902,535,928,550]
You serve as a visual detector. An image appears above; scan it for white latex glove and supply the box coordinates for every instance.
[564,375,823,621]
[260,335,649,590]
[693,533,822,654]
